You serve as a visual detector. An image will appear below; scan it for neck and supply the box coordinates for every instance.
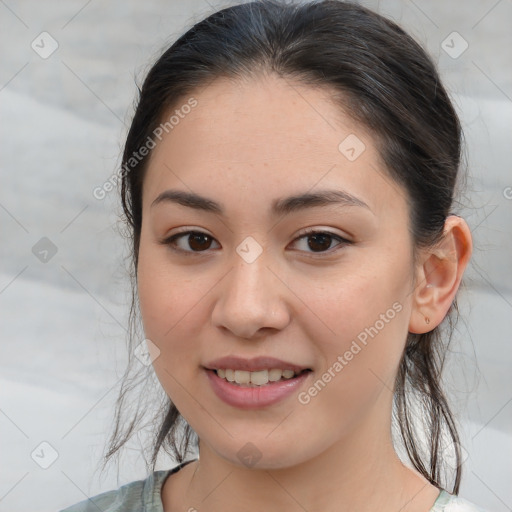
[163,394,440,512]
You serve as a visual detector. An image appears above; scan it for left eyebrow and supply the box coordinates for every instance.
[150,188,373,216]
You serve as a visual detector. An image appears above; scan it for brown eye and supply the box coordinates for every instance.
[161,229,351,257]
[162,231,219,253]
[306,233,334,252]
[291,230,351,254]
[187,232,213,251]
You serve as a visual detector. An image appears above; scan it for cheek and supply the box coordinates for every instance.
[300,253,411,349]
[136,239,208,415]
[136,235,205,362]
[298,253,412,410]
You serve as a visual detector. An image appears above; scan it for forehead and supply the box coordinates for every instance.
[161,75,365,160]
[143,74,405,216]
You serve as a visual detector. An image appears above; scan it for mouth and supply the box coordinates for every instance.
[213,368,311,387]
[203,356,313,409]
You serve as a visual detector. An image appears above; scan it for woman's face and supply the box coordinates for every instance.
[137,74,418,469]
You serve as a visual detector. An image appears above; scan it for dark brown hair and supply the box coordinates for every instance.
[102,0,465,494]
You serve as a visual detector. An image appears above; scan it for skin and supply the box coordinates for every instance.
[136,73,472,512]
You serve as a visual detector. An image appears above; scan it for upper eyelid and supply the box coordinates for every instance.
[162,228,351,252]
[166,227,350,241]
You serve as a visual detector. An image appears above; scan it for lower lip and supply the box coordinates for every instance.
[205,369,311,409]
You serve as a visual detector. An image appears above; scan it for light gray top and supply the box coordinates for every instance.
[60,460,489,512]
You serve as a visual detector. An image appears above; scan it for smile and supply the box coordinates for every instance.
[215,368,308,386]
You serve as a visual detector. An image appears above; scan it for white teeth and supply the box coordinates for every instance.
[268,368,282,381]
[215,368,303,386]
[234,370,250,384]
[250,370,269,385]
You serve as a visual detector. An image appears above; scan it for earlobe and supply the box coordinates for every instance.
[409,216,472,334]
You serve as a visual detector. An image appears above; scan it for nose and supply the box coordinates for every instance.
[211,251,291,340]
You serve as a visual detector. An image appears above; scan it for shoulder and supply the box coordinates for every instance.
[58,469,173,512]
[431,490,490,512]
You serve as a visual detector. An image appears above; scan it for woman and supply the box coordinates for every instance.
[61,1,486,510]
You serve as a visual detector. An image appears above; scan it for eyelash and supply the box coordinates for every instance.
[160,228,352,257]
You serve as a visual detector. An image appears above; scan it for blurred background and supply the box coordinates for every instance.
[0,1,511,510]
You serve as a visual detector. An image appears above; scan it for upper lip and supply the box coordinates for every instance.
[204,356,311,373]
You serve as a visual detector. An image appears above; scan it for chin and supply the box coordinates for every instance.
[209,437,315,472]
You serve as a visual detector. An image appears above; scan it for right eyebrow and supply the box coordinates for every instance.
[150,188,373,216]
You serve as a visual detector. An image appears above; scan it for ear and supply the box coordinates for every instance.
[409,215,472,334]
